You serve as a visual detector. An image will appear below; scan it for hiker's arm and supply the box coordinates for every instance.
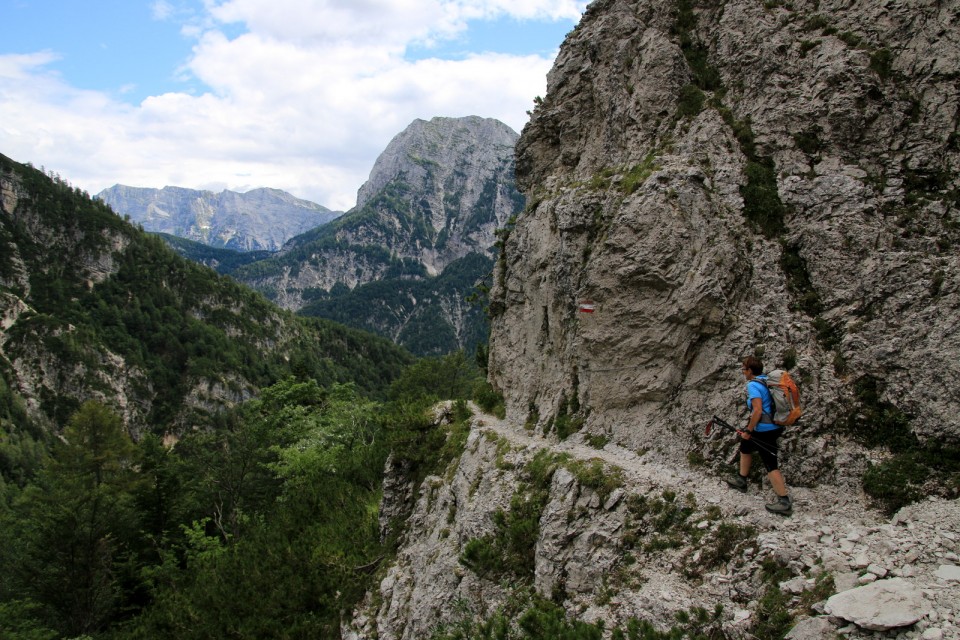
[746,397,763,432]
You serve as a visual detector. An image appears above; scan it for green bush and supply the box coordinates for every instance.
[864,448,960,515]
[780,243,822,317]
[693,523,757,575]
[586,434,609,449]
[473,380,506,419]
[741,161,786,238]
[459,536,501,578]
[459,451,567,582]
[780,348,798,371]
[672,0,723,92]
[799,40,820,56]
[793,127,824,155]
[555,413,584,441]
[621,153,661,195]
[842,376,916,452]
[750,585,793,640]
[841,376,960,513]
[433,594,727,640]
[389,351,480,404]
[567,459,624,503]
[802,15,831,32]
[869,48,893,80]
[677,84,706,119]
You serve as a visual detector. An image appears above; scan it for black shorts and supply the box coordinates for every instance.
[740,427,784,472]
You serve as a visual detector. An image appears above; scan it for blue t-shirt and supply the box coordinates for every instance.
[747,376,777,432]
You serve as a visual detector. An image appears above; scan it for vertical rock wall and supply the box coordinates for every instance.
[489,0,960,459]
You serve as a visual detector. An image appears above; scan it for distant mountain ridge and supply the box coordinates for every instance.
[97,184,340,252]
[91,116,524,357]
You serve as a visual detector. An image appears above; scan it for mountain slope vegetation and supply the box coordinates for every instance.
[1,151,502,638]
[300,252,494,356]
[0,152,413,438]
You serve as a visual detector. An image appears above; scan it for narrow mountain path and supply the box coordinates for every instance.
[465,403,960,639]
[469,402,878,532]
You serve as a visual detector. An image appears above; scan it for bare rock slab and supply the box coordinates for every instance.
[934,565,960,582]
[824,577,932,631]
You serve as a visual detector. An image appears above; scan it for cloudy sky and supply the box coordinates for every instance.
[1,0,586,211]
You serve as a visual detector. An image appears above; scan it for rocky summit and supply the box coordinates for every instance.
[234,116,523,310]
[354,115,523,273]
[344,0,960,638]
[97,184,339,252]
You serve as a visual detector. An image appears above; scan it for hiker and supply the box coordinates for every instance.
[725,356,792,515]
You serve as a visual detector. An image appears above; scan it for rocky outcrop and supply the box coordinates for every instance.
[488,0,960,463]
[97,185,339,252]
[344,407,960,639]
[824,578,931,631]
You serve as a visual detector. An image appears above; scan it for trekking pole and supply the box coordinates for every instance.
[704,415,778,458]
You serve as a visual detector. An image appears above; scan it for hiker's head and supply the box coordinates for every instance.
[742,356,763,376]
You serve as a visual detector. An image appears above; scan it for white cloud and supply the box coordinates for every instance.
[0,51,62,79]
[207,0,446,47]
[0,0,584,211]
[151,1,175,20]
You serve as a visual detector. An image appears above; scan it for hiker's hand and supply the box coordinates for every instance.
[738,429,751,440]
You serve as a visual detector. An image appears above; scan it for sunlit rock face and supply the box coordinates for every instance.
[488,0,960,457]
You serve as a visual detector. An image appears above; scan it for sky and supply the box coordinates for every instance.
[0,0,587,211]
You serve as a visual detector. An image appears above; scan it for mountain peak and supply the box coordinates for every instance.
[356,115,519,217]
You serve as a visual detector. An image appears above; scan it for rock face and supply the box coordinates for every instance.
[488,0,960,461]
[343,407,960,639]
[97,185,339,252]
[354,116,522,267]
[234,116,523,309]
[824,577,931,631]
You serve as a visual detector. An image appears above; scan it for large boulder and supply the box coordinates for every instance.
[824,577,932,631]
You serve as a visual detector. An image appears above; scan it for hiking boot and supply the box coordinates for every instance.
[725,473,748,493]
[766,495,792,516]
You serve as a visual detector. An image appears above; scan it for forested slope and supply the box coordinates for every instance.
[0,152,413,441]
[0,151,501,638]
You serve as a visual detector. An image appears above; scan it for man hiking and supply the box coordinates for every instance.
[725,356,793,515]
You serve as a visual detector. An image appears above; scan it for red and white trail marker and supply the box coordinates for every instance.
[578,301,596,313]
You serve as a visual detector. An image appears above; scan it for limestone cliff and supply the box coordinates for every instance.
[345,0,960,637]
[489,0,959,461]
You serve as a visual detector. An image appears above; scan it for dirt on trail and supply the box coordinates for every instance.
[469,402,872,530]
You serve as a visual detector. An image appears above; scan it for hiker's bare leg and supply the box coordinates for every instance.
[739,453,751,477]
[768,470,788,497]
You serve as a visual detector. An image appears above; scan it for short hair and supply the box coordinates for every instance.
[742,355,763,375]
